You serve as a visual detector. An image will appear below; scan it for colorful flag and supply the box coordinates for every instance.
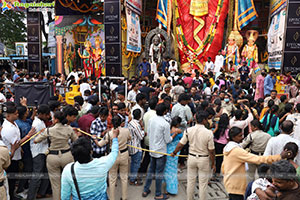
[156,0,171,30]
[236,0,258,30]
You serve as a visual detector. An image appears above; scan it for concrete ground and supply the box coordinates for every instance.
[40,169,229,200]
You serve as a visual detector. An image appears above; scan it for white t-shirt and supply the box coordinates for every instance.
[131,104,144,120]
[30,117,48,158]
[205,61,214,73]
[204,87,211,96]
[214,55,224,73]
[169,64,178,77]
[151,63,157,74]
[80,83,91,98]
[154,73,160,82]
[128,90,140,102]
[1,119,22,160]
[67,71,79,83]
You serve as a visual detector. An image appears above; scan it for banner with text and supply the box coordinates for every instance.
[268,9,286,70]
[126,7,141,53]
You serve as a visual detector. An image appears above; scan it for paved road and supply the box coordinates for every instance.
[39,169,229,200]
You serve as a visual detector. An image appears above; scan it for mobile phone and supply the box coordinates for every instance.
[34,100,38,107]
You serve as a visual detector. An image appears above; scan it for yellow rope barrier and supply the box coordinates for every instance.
[77,129,224,158]
[20,128,46,147]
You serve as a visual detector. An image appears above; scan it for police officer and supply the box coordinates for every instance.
[0,139,10,200]
[93,115,131,200]
[34,111,78,200]
[171,111,216,200]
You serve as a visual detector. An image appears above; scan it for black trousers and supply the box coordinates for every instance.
[6,160,19,199]
[178,143,189,165]
[138,145,151,175]
[214,142,225,174]
[229,194,244,200]
[17,156,33,193]
[27,154,50,200]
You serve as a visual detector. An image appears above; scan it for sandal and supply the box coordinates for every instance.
[142,190,151,197]
[130,180,143,186]
[154,194,169,199]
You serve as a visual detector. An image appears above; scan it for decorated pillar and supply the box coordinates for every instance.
[56,35,63,74]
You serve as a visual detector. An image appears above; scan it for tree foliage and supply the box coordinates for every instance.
[0,10,26,50]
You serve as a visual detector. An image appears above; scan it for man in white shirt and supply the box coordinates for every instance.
[168,61,178,77]
[151,58,158,75]
[80,78,91,100]
[204,57,214,74]
[0,103,22,199]
[287,103,300,141]
[204,82,212,97]
[127,83,140,103]
[264,120,300,165]
[131,93,146,120]
[214,51,224,73]
[138,98,158,176]
[67,68,79,83]
[27,105,51,200]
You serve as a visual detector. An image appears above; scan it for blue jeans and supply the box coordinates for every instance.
[129,151,143,182]
[143,156,167,197]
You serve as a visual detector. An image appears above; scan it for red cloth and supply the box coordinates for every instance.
[177,0,229,65]
[78,113,96,133]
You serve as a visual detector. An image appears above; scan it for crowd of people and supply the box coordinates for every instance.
[0,58,300,200]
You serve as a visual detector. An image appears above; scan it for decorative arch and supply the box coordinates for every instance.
[145,27,171,61]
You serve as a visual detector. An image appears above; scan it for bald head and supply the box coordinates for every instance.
[281,120,294,135]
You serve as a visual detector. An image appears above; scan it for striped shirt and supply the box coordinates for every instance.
[128,119,145,155]
[90,118,107,155]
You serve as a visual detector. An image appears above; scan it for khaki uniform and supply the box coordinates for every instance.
[35,123,78,200]
[0,144,10,200]
[240,130,271,182]
[180,124,215,200]
[98,127,131,200]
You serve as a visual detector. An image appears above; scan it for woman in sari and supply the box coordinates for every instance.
[260,105,280,137]
[164,117,183,195]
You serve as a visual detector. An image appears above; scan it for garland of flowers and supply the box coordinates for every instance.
[175,0,224,58]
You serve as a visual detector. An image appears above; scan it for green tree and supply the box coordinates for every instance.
[0,10,26,50]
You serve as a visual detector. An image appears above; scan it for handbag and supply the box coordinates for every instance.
[71,163,82,200]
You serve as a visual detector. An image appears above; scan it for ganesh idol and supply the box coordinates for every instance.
[224,32,240,72]
[242,30,259,69]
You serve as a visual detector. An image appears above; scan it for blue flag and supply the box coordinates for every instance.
[156,0,169,29]
[237,0,258,30]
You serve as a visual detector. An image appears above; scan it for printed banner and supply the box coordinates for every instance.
[0,0,54,12]
[48,22,56,48]
[126,0,142,15]
[126,7,141,53]
[268,9,286,69]
[15,42,28,56]
[270,0,287,17]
